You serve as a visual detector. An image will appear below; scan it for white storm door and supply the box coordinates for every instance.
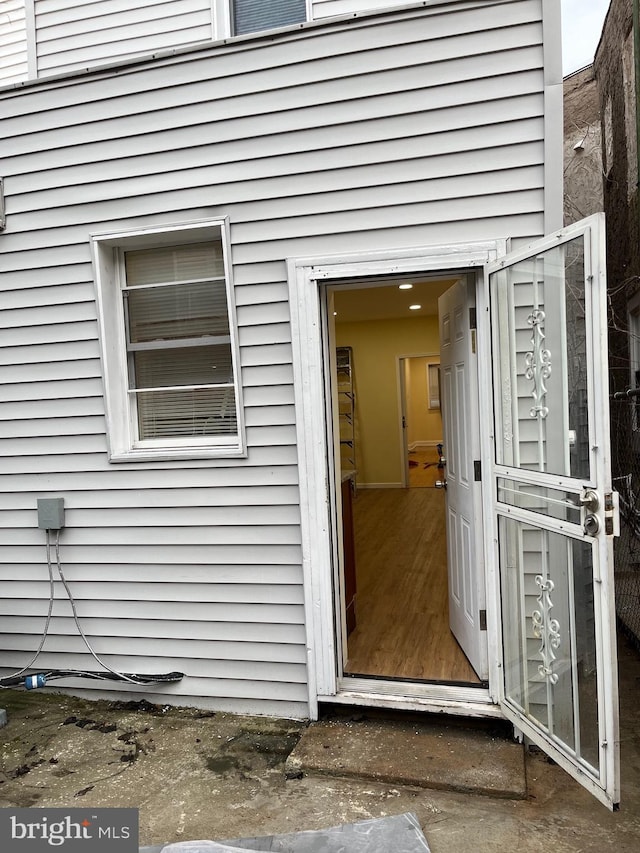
[439,278,488,680]
[488,214,620,808]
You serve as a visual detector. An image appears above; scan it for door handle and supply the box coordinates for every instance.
[579,489,600,513]
[435,479,447,490]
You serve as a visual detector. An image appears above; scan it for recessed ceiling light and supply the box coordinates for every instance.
[398,283,413,290]
[409,304,422,310]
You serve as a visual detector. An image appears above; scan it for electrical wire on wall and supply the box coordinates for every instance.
[1,517,183,690]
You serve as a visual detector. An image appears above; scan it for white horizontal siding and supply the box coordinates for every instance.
[0,613,305,639]
[35,0,213,75]
[0,525,302,546]
[0,581,305,605]
[310,0,513,18]
[1,634,307,666]
[0,0,28,82]
[0,1,551,714]
[0,0,531,84]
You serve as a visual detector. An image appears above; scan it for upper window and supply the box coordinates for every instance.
[92,220,245,462]
[233,0,307,35]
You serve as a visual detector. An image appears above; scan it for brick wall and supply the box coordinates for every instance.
[595,0,639,397]
[563,65,603,225]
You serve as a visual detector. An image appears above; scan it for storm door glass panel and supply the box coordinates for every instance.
[492,237,590,480]
[499,516,600,774]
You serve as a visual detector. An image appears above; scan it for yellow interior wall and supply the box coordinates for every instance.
[407,356,443,447]
[336,316,440,486]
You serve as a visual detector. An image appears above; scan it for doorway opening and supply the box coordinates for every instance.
[328,273,486,687]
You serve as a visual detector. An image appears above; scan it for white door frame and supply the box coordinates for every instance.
[288,239,507,720]
[397,353,441,489]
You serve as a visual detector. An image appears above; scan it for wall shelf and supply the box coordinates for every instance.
[337,346,356,475]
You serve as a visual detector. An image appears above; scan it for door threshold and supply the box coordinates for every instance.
[343,671,489,689]
[326,676,503,719]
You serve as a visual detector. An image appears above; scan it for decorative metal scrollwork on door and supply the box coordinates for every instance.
[532,574,561,685]
[525,308,552,419]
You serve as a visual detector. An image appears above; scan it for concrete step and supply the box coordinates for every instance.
[285,716,527,800]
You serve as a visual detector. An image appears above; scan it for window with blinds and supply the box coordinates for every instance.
[233,0,306,35]
[123,242,237,441]
[92,220,245,461]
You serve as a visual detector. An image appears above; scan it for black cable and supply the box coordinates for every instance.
[0,670,184,688]
[43,670,184,684]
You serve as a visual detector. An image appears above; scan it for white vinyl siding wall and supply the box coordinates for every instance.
[311,0,498,18]
[1,0,215,80]
[0,0,29,83]
[0,0,552,715]
[2,0,541,83]
[36,0,213,74]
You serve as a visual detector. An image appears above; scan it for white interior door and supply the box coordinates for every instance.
[438,278,488,680]
[487,214,620,808]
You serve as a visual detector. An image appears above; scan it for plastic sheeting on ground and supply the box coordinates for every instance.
[139,812,431,853]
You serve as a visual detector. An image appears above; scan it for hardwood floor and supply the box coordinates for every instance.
[344,483,481,684]
[407,447,444,488]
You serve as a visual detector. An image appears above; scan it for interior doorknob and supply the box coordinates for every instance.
[435,479,447,490]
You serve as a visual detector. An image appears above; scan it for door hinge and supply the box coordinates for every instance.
[469,307,477,353]
[479,609,487,631]
[474,460,482,481]
[604,491,620,537]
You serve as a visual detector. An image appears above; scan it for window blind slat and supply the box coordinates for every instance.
[233,0,306,35]
[137,387,237,439]
[125,242,225,285]
[126,281,230,342]
[133,344,234,389]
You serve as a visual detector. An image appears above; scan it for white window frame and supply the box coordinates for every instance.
[426,361,440,410]
[91,218,245,462]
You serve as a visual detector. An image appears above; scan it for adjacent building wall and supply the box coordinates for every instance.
[563,64,603,225]
[595,0,639,398]
[595,0,640,652]
[0,0,557,715]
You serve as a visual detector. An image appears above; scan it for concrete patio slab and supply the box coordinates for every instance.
[285,715,527,799]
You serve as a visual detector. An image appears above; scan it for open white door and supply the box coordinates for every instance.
[487,214,620,808]
[439,278,488,681]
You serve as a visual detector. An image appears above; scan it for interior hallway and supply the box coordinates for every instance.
[407,447,444,488]
[344,463,481,684]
